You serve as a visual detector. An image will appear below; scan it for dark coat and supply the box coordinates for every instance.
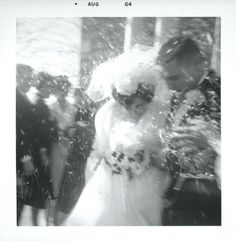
[16,89,35,173]
[31,97,58,163]
[16,88,36,221]
[17,94,58,209]
[164,70,221,225]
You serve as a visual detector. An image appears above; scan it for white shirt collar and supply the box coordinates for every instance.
[198,69,209,86]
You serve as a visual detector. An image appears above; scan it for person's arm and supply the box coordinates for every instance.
[84,146,102,184]
[168,121,220,173]
[84,100,113,183]
[34,107,55,167]
[213,140,221,188]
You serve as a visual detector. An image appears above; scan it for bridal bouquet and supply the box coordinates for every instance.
[108,121,151,176]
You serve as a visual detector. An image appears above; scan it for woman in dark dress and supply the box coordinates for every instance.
[22,71,58,225]
[55,93,95,225]
[16,64,35,224]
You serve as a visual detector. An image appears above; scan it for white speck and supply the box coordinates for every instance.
[173,40,179,45]
[166,48,173,54]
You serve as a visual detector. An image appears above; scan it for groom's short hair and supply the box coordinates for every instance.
[157,35,203,65]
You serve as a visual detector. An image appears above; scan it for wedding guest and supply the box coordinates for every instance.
[56,98,95,225]
[16,64,35,225]
[49,76,76,201]
[25,71,58,225]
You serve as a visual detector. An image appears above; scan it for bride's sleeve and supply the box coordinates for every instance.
[84,138,102,184]
[85,100,114,183]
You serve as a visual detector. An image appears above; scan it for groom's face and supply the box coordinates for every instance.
[162,58,196,92]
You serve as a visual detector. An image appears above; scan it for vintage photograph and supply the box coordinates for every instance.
[16,17,221,226]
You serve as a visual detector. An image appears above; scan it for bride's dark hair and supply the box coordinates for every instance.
[112,83,155,107]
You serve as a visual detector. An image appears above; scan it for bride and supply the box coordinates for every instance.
[64,49,171,226]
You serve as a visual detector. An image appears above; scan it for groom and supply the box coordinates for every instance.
[157,35,221,225]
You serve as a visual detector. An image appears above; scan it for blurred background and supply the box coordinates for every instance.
[17,17,220,90]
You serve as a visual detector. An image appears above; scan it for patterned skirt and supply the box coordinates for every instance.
[57,152,86,214]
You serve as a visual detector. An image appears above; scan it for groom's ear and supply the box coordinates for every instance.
[157,35,202,65]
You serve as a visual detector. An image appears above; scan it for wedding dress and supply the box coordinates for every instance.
[64,98,170,226]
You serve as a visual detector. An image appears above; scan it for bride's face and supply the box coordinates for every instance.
[125,96,150,120]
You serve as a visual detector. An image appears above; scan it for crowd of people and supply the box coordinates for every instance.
[16,65,95,225]
[16,35,221,226]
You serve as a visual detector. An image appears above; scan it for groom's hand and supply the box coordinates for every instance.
[169,126,209,154]
[168,125,217,168]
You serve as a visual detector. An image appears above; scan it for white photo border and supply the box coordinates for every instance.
[0,0,235,240]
